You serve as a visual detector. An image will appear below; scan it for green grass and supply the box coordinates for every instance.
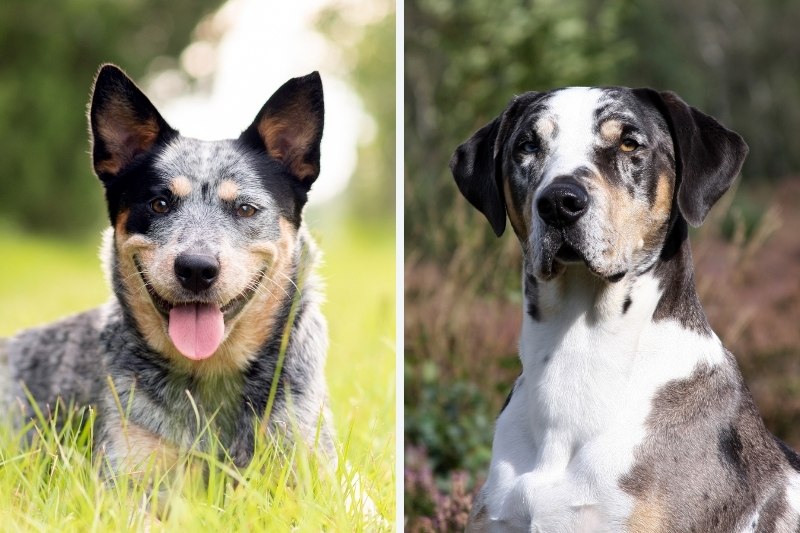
[0,219,395,531]
[0,232,109,333]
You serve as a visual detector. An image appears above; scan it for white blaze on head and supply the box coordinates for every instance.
[539,88,604,187]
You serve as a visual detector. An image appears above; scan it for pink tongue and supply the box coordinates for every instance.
[168,304,225,360]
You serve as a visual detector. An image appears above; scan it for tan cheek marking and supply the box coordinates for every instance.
[191,217,299,375]
[114,209,129,239]
[602,181,648,257]
[503,178,529,239]
[224,218,297,354]
[170,175,192,197]
[217,179,239,202]
[114,226,178,363]
[652,173,673,221]
[600,120,623,142]
[639,173,674,250]
[604,173,674,260]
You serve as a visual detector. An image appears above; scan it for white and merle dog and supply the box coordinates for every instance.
[451,87,800,532]
[0,65,334,475]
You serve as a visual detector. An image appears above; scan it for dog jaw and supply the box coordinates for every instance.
[513,89,677,284]
[112,215,299,374]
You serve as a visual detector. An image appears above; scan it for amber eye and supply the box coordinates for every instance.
[150,198,170,214]
[236,203,257,218]
[620,139,640,152]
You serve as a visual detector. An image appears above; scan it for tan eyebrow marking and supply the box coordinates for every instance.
[218,179,239,202]
[536,118,557,138]
[169,175,192,197]
[600,120,623,141]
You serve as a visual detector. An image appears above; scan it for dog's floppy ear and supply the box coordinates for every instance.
[450,117,506,237]
[634,88,748,227]
[240,72,324,186]
[89,64,176,181]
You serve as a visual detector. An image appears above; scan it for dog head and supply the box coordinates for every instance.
[89,64,323,366]
[451,87,748,282]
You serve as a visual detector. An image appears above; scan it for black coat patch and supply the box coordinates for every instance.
[775,437,800,473]
[651,218,713,335]
[622,296,632,314]
[718,425,745,481]
[524,272,540,321]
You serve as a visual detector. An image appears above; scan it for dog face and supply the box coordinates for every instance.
[89,65,323,368]
[451,87,748,282]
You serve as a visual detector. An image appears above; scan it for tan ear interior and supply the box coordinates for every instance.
[257,107,319,180]
[94,101,159,175]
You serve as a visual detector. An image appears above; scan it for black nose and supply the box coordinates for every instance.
[174,253,220,293]
[537,179,590,227]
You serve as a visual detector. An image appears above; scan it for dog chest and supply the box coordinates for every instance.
[483,382,641,531]
[480,310,731,530]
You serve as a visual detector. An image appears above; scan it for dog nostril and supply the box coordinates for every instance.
[174,254,220,292]
[537,197,556,218]
[562,194,585,214]
[538,180,589,227]
[200,267,218,281]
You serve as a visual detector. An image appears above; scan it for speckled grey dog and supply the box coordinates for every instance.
[452,87,800,532]
[0,64,334,475]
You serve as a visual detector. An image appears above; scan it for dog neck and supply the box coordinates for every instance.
[514,221,727,446]
[520,219,717,374]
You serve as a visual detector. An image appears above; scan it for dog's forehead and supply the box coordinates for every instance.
[154,137,268,200]
[527,87,642,133]
[541,87,603,127]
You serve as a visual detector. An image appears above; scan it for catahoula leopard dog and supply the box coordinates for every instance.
[451,87,800,532]
[0,64,334,476]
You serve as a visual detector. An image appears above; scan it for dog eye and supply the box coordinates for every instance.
[150,198,170,214]
[518,141,540,154]
[619,139,640,152]
[236,204,257,218]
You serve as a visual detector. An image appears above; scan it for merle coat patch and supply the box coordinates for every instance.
[453,86,800,532]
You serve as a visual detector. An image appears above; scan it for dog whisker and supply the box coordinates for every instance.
[274,269,300,294]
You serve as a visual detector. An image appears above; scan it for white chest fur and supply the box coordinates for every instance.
[481,270,726,532]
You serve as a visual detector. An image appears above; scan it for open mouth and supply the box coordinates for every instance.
[133,257,266,359]
[134,257,265,322]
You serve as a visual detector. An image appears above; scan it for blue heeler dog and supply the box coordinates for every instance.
[0,64,334,474]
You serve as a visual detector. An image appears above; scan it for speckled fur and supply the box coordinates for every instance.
[1,64,334,476]
[453,87,800,532]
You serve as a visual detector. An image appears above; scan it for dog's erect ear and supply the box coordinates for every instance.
[634,88,748,227]
[89,64,176,181]
[450,117,506,237]
[240,72,324,186]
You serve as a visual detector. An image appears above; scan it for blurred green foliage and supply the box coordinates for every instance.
[404,361,494,475]
[0,0,222,235]
[317,1,396,219]
[618,0,800,179]
[405,0,800,259]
